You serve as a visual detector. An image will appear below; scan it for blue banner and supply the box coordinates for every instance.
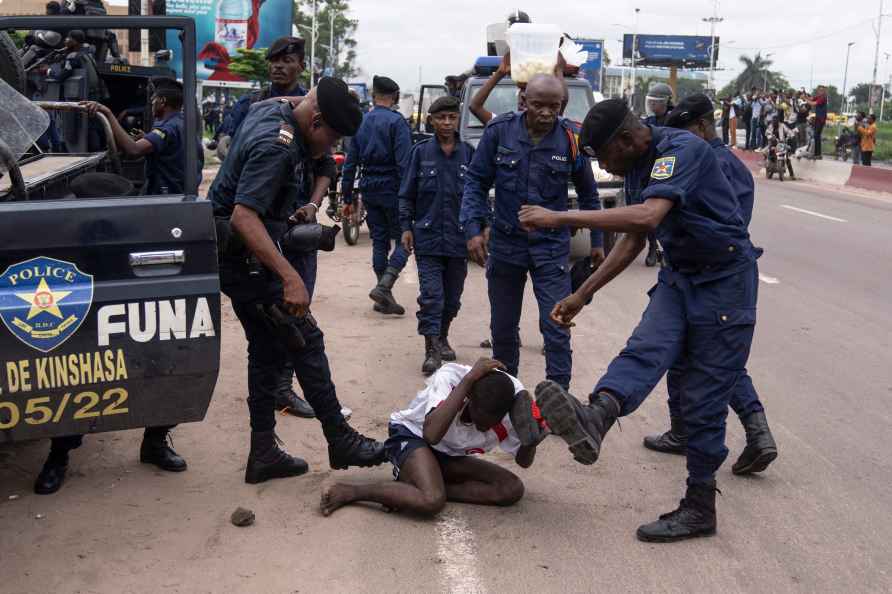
[165,0,294,81]
[622,34,717,68]
[576,38,604,92]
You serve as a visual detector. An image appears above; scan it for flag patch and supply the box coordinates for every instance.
[651,156,676,180]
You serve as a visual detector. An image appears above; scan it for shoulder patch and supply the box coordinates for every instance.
[150,128,166,140]
[651,156,676,180]
[489,111,517,126]
[277,123,294,146]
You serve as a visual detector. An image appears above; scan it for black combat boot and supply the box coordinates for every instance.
[369,267,406,315]
[440,319,457,361]
[422,336,443,375]
[643,416,688,455]
[372,272,386,313]
[140,427,187,471]
[34,452,69,495]
[245,430,309,484]
[732,411,778,475]
[535,381,621,465]
[324,422,386,470]
[275,387,316,419]
[636,480,718,543]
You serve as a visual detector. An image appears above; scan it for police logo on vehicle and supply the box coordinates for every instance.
[651,156,676,180]
[0,257,94,353]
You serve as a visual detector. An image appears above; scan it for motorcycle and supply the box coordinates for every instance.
[765,137,788,181]
[325,151,367,245]
[835,127,852,162]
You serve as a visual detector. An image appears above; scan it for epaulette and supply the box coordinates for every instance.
[488,111,518,126]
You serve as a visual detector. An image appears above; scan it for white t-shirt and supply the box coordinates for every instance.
[389,363,524,458]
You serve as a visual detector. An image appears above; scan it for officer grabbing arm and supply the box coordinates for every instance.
[208,78,385,484]
[340,76,412,316]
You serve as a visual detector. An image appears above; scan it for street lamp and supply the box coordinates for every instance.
[702,0,723,91]
[841,42,855,115]
[630,8,640,109]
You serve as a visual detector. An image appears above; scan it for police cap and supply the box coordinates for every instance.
[266,36,306,61]
[666,93,715,128]
[317,77,363,136]
[70,172,134,198]
[429,95,460,115]
[580,98,630,156]
[372,75,399,95]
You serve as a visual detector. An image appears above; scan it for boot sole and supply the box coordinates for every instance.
[732,448,778,475]
[329,456,386,471]
[140,456,187,472]
[535,382,599,465]
[244,463,309,484]
[636,526,717,543]
[368,289,405,315]
[642,438,687,455]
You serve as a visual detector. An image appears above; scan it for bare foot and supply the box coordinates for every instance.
[320,482,357,517]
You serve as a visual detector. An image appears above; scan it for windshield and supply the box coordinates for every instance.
[466,82,592,128]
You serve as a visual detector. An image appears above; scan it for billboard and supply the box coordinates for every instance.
[622,34,717,68]
[165,0,294,81]
[575,38,604,92]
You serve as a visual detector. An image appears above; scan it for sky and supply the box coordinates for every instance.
[345,0,891,96]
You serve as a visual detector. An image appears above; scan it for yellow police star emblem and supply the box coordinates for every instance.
[15,277,72,320]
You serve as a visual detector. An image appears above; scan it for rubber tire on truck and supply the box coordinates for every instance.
[344,220,359,245]
[0,32,26,94]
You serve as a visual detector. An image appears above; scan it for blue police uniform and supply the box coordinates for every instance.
[593,126,763,484]
[144,111,204,195]
[208,99,344,433]
[341,105,412,277]
[460,111,602,389]
[399,135,474,337]
[219,83,307,141]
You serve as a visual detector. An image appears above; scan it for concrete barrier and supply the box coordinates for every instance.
[846,164,892,193]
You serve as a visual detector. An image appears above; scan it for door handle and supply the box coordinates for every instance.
[129,250,185,267]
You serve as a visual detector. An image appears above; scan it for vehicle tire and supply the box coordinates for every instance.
[344,220,359,245]
[778,167,784,182]
[766,168,774,179]
[0,32,26,94]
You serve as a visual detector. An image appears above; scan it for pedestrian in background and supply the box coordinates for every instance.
[720,97,731,145]
[808,86,828,160]
[851,112,865,164]
[858,114,877,166]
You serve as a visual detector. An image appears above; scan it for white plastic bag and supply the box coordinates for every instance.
[506,23,561,84]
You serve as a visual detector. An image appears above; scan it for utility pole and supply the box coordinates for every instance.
[630,7,640,109]
[881,52,891,121]
[703,0,723,91]
[842,42,855,114]
[328,5,336,76]
[871,0,885,113]
[310,0,318,88]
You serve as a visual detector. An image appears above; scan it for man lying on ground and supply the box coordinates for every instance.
[321,358,545,517]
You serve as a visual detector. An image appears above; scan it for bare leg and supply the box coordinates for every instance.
[440,456,525,507]
[321,446,446,517]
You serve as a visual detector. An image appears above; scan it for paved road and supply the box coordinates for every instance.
[1,179,891,593]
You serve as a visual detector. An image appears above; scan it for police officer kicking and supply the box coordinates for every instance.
[640,82,673,268]
[215,37,308,156]
[645,94,777,474]
[460,74,603,391]
[399,96,474,375]
[341,76,412,315]
[519,98,766,542]
[209,78,385,483]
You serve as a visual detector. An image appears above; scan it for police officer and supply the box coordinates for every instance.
[216,36,308,156]
[640,81,673,267]
[641,94,777,475]
[341,75,412,315]
[82,78,202,195]
[208,78,385,483]
[399,96,474,374]
[519,98,764,542]
[460,74,603,391]
[56,30,101,101]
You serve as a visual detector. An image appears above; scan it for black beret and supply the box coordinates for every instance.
[580,98,630,155]
[317,77,363,136]
[372,75,399,95]
[666,93,715,128]
[67,29,85,43]
[429,96,460,115]
[266,36,305,61]
[70,172,134,198]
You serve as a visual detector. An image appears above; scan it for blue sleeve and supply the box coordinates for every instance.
[460,125,498,240]
[572,152,603,249]
[234,141,293,216]
[221,96,250,139]
[144,118,179,155]
[399,145,422,233]
[341,128,362,204]
[640,140,709,206]
[393,117,412,189]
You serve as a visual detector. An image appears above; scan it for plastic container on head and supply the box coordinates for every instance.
[506,23,561,84]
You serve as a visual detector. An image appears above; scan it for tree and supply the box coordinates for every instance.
[719,53,789,96]
[849,82,872,106]
[293,0,359,86]
[228,48,270,84]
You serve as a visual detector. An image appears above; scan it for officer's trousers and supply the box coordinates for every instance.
[594,263,759,484]
[364,194,409,277]
[276,251,318,398]
[487,256,572,389]
[416,255,468,337]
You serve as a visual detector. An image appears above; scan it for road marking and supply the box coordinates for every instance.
[436,510,486,594]
[780,204,848,223]
[759,274,780,285]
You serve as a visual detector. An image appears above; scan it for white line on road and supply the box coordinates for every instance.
[780,204,848,223]
[436,510,486,594]
[759,274,780,285]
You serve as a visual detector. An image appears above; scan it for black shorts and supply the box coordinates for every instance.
[385,423,456,479]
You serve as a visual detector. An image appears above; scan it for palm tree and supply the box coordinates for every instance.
[728,53,789,95]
